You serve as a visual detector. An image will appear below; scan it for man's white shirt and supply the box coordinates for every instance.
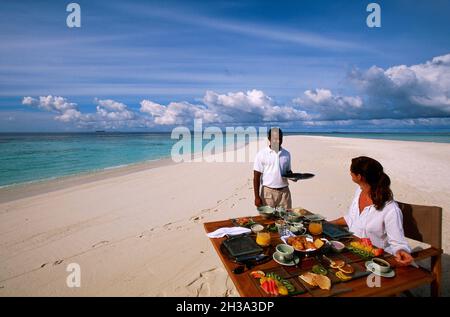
[253,147,291,189]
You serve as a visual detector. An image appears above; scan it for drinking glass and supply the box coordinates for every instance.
[256,231,271,247]
[308,220,323,235]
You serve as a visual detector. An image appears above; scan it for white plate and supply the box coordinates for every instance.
[280,234,328,253]
[273,251,300,266]
[365,261,396,278]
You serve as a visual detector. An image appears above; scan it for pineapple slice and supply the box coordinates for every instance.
[314,238,324,249]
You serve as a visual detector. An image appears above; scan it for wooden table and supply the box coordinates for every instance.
[204,215,442,297]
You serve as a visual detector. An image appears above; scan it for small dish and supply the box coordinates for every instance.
[286,213,302,223]
[257,206,275,218]
[330,240,345,253]
[251,224,264,233]
[289,224,306,235]
[273,251,300,266]
[365,261,395,278]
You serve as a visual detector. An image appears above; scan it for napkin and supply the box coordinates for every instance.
[207,227,251,238]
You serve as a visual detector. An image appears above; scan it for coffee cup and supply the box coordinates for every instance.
[370,257,391,273]
[276,244,294,262]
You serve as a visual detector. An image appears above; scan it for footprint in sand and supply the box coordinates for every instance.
[92,240,109,248]
[185,267,235,297]
[190,215,204,223]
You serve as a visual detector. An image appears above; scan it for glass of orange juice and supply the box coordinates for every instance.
[308,221,323,235]
[256,231,271,247]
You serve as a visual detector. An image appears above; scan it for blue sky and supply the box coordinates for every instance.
[1,0,450,132]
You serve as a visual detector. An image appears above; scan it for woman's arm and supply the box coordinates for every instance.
[329,217,348,226]
[385,203,413,265]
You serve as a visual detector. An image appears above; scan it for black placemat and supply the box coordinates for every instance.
[221,235,263,258]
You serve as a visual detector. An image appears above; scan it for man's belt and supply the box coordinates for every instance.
[263,186,288,191]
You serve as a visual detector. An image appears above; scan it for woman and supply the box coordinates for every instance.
[330,156,413,266]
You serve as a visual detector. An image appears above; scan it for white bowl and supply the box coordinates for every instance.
[257,206,275,218]
[251,224,264,233]
[330,240,345,253]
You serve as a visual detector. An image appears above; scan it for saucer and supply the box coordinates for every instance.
[365,261,396,278]
[273,251,300,266]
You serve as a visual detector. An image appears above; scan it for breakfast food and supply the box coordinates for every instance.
[335,271,352,281]
[299,272,331,290]
[292,240,304,251]
[235,217,255,227]
[305,241,316,249]
[315,274,331,290]
[253,272,296,296]
[299,272,315,285]
[329,259,345,269]
[313,238,324,249]
[338,264,354,274]
[287,236,297,245]
[348,238,384,258]
[311,265,328,275]
[286,236,326,252]
[250,271,265,279]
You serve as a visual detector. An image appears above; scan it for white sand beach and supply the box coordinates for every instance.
[0,135,449,296]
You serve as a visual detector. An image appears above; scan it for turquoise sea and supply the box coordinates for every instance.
[288,132,450,144]
[0,132,449,188]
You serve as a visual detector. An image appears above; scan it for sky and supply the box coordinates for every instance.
[0,0,450,132]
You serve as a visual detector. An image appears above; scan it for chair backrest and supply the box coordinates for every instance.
[396,201,442,249]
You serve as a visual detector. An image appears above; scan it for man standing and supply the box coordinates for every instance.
[253,127,292,209]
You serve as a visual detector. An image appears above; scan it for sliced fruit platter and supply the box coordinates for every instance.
[346,238,384,259]
[250,271,297,296]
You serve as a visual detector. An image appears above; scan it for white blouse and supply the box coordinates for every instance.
[344,187,411,255]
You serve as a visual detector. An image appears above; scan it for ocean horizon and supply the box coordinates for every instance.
[1,131,449,188]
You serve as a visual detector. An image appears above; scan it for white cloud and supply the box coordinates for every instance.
[20,54,450,130]
[96,99,136,121]
[22,96,143,128]
[293,89,363,120]
[140,100,219,125]
[22,95,83,122]
[203,89,309,123]
[349,53,450,118]
[140,89,309,125]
